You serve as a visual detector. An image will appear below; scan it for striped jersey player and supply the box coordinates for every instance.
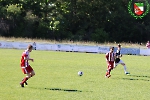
[20,44,35,87]
[105,47,116,78]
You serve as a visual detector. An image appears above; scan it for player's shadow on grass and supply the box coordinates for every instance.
[30,87,92,92]
[45,88,83,92]
[129,75,150,78]
[122,75,150,81]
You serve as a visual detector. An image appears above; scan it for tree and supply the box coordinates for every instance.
[0,0,150,43]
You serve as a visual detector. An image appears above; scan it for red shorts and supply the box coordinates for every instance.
[107,61,114,69]
[21,65,33,74]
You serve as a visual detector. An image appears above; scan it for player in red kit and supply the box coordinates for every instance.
[20,44,35,87]
[105,47,116,78]
[146,41,150,49]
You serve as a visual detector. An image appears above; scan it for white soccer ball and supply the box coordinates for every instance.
[78,71,83,76]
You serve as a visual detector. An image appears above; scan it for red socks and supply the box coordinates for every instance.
[21,77,28,84]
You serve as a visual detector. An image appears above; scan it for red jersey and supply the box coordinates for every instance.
[146,42,150,49]
[21,50,30,67]
[106,52,115,62]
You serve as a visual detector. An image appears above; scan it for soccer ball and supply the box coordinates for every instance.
[78,71,83,76]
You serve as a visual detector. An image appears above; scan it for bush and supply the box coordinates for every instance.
[92,28,108,43]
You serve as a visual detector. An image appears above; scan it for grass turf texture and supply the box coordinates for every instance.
[0,49,150,100]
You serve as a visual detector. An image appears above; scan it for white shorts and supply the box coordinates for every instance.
[115,60,124,66]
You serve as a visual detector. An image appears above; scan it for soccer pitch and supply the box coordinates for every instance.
[0,48,150,100]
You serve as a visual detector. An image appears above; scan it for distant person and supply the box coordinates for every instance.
[105,47,116,78]
[20,44,35,87]
[114,44,130,75]
[146,41,150,49]
[33,42,36,50]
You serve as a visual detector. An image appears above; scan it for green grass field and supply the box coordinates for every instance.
[0,48,150,100]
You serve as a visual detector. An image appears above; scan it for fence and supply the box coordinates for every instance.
[0,41,149,55]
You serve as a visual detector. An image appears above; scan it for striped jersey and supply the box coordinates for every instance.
[106,52,115,62]
[21,50,30,67]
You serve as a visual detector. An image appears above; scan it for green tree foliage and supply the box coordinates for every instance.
[0,0,150,42]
